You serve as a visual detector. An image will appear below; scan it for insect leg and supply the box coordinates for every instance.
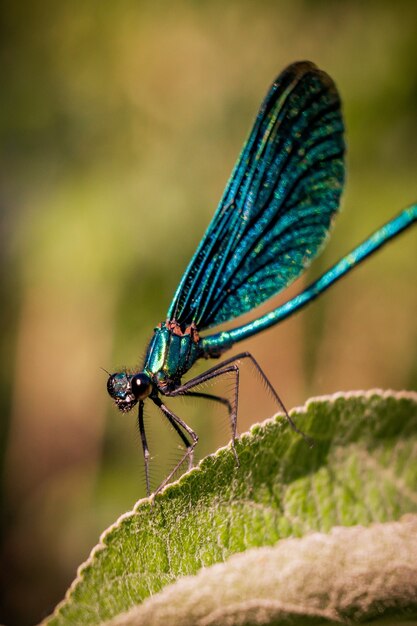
[184,391,232,415]
[227,352,314,446]
[138,400,151,497]
[172,351,313,446]
[157,399,193,459]
[165,364,241,464]
[184,390,239,465]
[151,396,198,496]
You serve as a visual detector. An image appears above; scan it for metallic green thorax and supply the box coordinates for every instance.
[143,321,204,391]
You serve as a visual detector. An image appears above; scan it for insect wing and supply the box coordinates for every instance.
[168,61,345,330]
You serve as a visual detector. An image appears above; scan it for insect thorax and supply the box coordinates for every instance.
[143,320,203,390]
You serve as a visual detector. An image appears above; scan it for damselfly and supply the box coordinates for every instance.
[107,61,416,496]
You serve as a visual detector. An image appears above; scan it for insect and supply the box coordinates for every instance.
[107,61,416,496]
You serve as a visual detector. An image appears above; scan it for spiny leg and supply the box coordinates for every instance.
[165,364,241,464]
[170,351,313,447]
[184,391,232,415]
[184,390,239,465]
[138,400,151,497]
[152,396,198,496]
[232,352,313,446]
[157,398,194,467]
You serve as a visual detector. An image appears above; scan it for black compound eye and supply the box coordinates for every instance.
[107,372,137,413]
[107,372,129,400]
[130,373,152,400]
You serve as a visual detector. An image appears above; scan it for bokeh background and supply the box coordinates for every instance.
[1,2,416,624]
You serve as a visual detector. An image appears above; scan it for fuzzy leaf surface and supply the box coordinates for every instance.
[47,390,417,626]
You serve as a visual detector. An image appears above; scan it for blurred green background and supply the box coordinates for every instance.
[0,1,416,624]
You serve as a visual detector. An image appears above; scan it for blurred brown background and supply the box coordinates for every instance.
[0,1,416,624]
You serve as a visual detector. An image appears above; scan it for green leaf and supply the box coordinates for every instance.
[105,516,417,626]
[47,390,417,626]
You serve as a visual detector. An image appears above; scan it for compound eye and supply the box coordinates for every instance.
[107,372,136,412]
[130,373,152,400]
[107,372,129,400]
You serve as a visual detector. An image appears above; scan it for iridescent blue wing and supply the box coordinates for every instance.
[167,61,345,330]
